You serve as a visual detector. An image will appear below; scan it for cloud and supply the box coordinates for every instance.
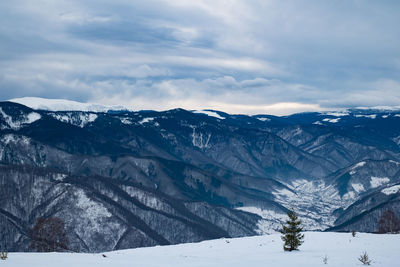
[0,0,399,115]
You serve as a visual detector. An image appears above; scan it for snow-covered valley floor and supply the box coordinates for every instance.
[3,232,399,267]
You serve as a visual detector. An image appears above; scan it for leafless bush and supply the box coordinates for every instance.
[29,217,69,252]
[358,251,372,265]
[322,255,328,264]
[378,210,400,234]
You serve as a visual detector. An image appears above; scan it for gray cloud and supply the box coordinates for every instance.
[0,0,399,114]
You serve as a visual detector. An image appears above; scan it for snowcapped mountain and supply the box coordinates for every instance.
[8,97,128,112]
[1,99,400,252]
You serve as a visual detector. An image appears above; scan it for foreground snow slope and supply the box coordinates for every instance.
[3,232,399,267]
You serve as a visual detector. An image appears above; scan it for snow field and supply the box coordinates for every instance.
[3,232,399,267]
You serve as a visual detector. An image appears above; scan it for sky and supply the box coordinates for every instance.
[0,0,399,115]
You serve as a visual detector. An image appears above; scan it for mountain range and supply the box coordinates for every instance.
[1,97,399,252]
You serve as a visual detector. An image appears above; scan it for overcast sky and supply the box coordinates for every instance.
[1,0,399,115]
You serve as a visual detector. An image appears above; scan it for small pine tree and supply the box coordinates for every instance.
[279,208,304,251]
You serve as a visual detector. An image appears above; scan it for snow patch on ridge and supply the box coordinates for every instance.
[256,117,271,122]
[53,173,68,181]
[0,134,31,145]
[50,112,97,128]
[370,177,390,188]
[322,118,340,123]
[349,161,367,175]
[352,161,366,169]
[139,117,155,124]
[194,110,225,120]
[381,185,400,195]
[0,107,41,130]
[75,189,112,219]
[26,112,41,123]
[351,183,365,193]
[325,111,349,117]
[355,114,377,119]
[120,117,133,125]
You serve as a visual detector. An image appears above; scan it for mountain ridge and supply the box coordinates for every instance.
[1,99,400,252]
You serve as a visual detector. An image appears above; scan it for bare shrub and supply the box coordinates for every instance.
[378,210,400,234]
[29,217,69,252]
[358,251,372,265]
[322,255,328,264]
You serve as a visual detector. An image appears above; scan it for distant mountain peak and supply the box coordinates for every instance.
[8,97,129,112]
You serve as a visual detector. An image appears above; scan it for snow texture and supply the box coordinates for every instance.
[349,161,366,175]
[236,207,287,234]
[351,183,365,193]
[50,113,97,128]
[325,111,349,117]
[75,189,112,219]
[119,117,133,125]
[191,126,211,149]
[0,107,41,130]
[0,134,30,145]
[381,185,400,195]
[322,118,340,123]
[312,121,323,125]
[256,117,271,122]
[355,114,377,119]
[139,117,155,124]
[3,232,400,267]
[370,177,390,188]
[194,110,225,120]
[271,179,346,230]
[9,97,127,112]
[352,161,366,169]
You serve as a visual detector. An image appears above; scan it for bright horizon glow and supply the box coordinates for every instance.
[9,96,397,116]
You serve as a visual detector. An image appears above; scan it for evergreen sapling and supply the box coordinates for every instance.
[280,209,304,251]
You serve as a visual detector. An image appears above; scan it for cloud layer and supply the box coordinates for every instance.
[0,0,399,114]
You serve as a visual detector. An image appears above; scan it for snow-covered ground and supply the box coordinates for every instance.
[3,232,399,267]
